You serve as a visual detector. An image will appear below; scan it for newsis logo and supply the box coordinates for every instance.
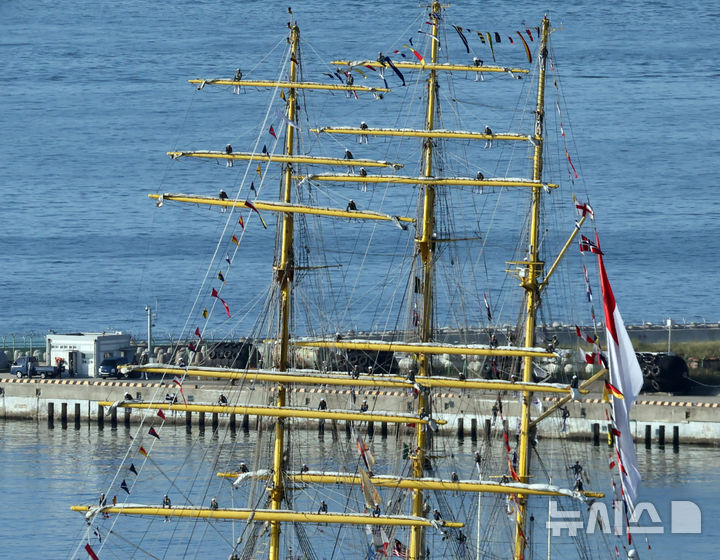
[546,500,702,536]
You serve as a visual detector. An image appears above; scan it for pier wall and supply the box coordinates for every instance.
[0,377,718,446]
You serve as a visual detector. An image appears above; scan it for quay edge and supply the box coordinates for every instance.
[0,377,718,446]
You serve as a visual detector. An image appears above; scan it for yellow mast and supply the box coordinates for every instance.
[268,20,300,560]
[408,4,441,559]
[514,16,551,560]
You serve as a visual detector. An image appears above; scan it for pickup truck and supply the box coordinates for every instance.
[11,356,63,379]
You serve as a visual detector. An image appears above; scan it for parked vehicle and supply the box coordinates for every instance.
[98,357,129,379]
[11,356,63,379]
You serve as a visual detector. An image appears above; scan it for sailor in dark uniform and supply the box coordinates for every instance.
[344,148,354,173]
[210,498,219,510]
[225,144,233,167]
[346,199,357,212]
[484,126,493,148]
[233,68,242,94]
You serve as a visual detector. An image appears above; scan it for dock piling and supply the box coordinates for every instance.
[658,425,665,448]
[61,402,67,429]
[48,402,54,429]
[673,426,679,452]
[645,425,651,449]
[97,403,104,430]
[74,403,81,430]
[592,423,600,446]
[470,418,477,440]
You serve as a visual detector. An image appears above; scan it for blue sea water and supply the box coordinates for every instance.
[1,0,719,341]
[0,420,716,558]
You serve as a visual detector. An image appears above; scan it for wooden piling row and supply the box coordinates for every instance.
[32,404,691,455]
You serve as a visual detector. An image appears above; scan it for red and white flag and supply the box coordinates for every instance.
[173,376,188,406]
[575,200,594,219]
[598,243,643,511]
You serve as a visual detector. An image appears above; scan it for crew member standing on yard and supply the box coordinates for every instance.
[345,72,354,97]
[318,398,327,434]
[484,126,493,148]
[233,68,242,94]
[163,494,171,522]
[569,460,583,479]
[360,121,369,143]
[560,406,570,432]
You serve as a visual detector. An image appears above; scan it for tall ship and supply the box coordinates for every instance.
[72,4,645,559]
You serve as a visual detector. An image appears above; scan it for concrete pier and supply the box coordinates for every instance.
[0,376,719,445]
